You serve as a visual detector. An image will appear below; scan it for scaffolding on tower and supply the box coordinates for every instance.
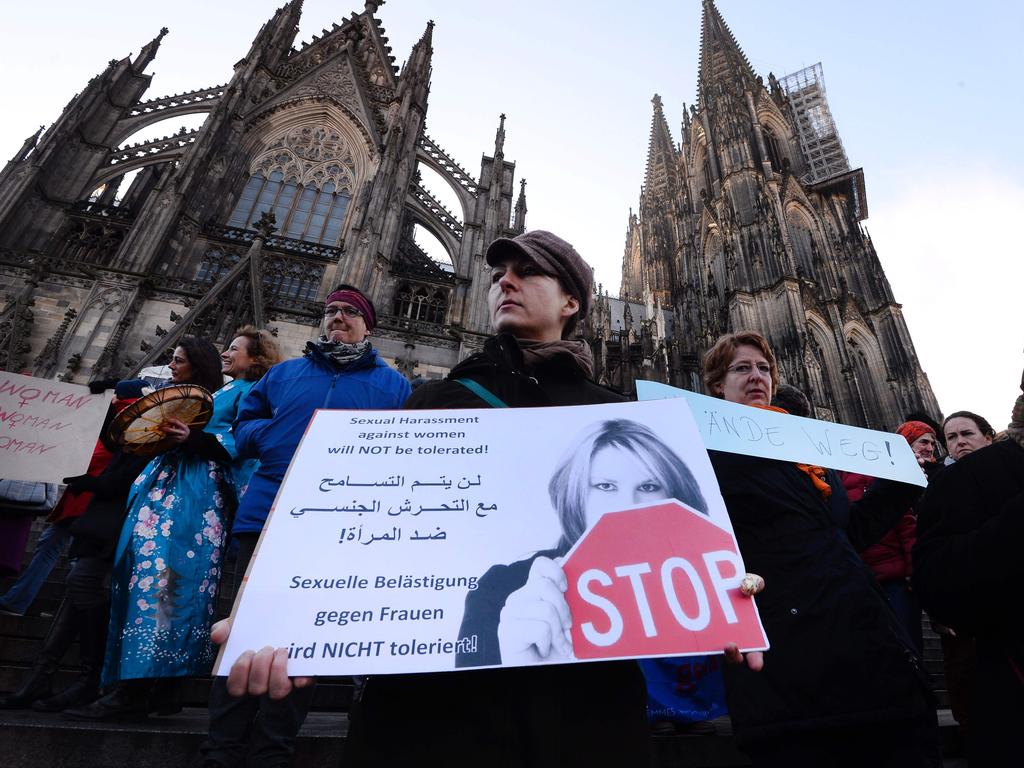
[778,63,850,185]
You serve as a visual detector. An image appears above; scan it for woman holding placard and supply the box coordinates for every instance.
[703,330,941,767]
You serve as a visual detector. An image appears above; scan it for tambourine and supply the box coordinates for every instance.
[108,384,214,458]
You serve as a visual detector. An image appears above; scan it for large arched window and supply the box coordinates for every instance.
[762,126,784,173]
[705,231,726,303]
[227,125,359,246]
[392,282,449,325]
[787,208,817,278]
[227,171,350,245]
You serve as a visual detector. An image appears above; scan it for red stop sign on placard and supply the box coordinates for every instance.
[562,500,768,660]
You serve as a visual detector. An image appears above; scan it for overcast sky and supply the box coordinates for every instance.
[2,0,1022,429]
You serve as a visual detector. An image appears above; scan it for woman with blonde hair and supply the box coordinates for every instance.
[457,418,709,668]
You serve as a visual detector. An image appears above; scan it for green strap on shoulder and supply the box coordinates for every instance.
[454,378,509,408]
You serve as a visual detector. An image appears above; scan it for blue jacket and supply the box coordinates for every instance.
[232,345,411,534]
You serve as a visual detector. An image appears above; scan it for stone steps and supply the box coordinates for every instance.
[0,707,348,768]
[0,521,965,766]
[0,707,968,768]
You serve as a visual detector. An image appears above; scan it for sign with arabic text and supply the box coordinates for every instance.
[216,398,765,676]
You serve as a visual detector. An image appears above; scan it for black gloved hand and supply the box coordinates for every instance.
[88,378,119,395]
[62,474,99,492]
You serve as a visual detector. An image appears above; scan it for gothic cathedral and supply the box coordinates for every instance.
[0,0,939,430]
[609,1,939,429]
[0,1,525,384]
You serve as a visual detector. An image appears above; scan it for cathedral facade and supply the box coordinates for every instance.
[610,0,940,429]
[0,0,525,384]
[0,0,939,431]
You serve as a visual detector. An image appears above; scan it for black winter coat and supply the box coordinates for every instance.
[347,335,650,768]
[711,450,933,746]
[68,449,150,560]
[913,439,1024,765]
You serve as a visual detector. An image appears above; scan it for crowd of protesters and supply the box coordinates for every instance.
[0,228,1021,767]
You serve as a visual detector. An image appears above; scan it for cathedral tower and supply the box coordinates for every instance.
[0,1,524,382]
[615,0,939,428]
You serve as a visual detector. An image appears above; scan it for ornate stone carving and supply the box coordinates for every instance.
[252,125,358,193]
[293,61,361,116]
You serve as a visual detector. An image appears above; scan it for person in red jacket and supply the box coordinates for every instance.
[842,420,938,656]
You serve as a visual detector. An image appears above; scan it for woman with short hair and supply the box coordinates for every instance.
[703,330,940,767]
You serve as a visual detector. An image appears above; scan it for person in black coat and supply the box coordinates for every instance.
[703,331,941,768]
[215,231,762,766]
[914,373,1024,766]
[344,231,651,767]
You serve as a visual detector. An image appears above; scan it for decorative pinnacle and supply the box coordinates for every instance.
[254,210,278,239]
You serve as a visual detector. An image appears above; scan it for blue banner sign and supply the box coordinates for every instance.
[636,381,927,487]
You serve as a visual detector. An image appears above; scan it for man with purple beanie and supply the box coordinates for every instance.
[200,284,409,768]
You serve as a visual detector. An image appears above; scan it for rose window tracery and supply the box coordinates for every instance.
[227,126,360,245]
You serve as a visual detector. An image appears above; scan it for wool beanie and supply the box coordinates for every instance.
[325,288,376,331]
[897,420,936,446]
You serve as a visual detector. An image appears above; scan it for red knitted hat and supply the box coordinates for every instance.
[896,420,935,446]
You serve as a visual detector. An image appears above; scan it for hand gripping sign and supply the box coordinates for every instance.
[563,500,767,660]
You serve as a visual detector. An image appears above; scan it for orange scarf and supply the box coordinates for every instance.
[751,404,832,500]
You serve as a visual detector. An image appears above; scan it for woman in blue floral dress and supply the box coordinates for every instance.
[68,329,281,720]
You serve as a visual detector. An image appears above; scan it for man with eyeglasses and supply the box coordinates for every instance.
[199,284,410,768]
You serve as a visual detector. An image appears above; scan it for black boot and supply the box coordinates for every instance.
[0,663,55,709]
[33,602,109,712]
[32,676,97,713]
[148,676,183,716]
[0,598,77,709]
[42,602,109,711]
[63,679,151,721]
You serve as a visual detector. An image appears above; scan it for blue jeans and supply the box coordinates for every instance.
[0,522,71,615]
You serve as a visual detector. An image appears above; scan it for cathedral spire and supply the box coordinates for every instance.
[513,178,527,233]
[494,113,506,156]
[396,19,433,108]
[251,0,303,64]
[14,126,45,163]
[698,0,757,98]
[133,27,168,72]
[643,95,679,198]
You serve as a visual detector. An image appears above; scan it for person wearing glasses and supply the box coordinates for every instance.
[703,331,941,768]
[199,285,410,768]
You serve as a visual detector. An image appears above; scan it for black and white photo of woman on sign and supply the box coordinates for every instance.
[219,398,767,678]
[455,417,711,667]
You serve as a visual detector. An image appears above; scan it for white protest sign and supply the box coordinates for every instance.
[217,398,766,676]
[0,373,110,483]
[636,380,926,487]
